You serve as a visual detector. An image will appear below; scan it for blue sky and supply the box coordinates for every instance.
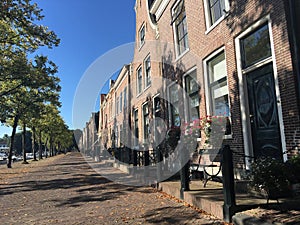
[0,0,136,136]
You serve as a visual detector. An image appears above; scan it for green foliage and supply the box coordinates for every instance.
[285,154,300,183]
[250,157,290,199]
[0,0,60,52]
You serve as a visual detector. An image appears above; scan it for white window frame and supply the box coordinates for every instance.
[167,81,181,127]
[203,0,230,33]
[123,87,127,109]
[182,67,199,122]
[203,47,232,138]
[137,66,143,96]
[142,102,150,143]
[144,55,151,89]
[119,92,122,113]
[171,0,189,59]
[235,15,287,166]
[139,24,145,49]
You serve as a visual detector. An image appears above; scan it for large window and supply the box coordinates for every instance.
[241,24,271,69]
[172,0,189,56]
[169,84,180,127]
[144,56,151,88]
[185,70,199,121]
[139,24,145,48]
[143,103,150,142]
[137,67,143,95]
[206,51,231,134]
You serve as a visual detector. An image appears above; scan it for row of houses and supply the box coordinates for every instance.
[79,0,300,179]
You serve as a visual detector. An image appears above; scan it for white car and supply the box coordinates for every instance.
[0,153,7,161]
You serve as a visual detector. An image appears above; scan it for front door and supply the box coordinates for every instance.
[246,64,282,160]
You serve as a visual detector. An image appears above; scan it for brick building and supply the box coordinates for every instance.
[96,0,300,176]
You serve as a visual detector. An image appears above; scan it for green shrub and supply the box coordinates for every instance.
[250,157,290,199]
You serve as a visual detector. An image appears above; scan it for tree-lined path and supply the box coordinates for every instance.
[0,153,224,225]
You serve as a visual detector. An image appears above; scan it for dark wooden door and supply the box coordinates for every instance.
[246,64,282,160]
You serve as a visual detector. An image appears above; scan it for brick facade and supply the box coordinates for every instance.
[94,0,300,173]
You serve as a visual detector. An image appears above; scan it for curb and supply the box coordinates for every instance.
[232,213,283,225]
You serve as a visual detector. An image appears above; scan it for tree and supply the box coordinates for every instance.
[5,56,61,168]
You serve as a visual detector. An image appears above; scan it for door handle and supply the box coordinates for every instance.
[249,114,254,123]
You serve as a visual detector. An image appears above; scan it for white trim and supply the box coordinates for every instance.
[203,0,230,32]
[136,65,143,97]
[152,93,161,113]
[171,0,189,59]
[235,15,287,167]
[142,101,149,143]
[203,47,232,139]
[167,81,178,126]
[138,23,146,50]
[182,67,198,122]
[203,47,226,115]
[150,0,170,20]
[144,54,152,90]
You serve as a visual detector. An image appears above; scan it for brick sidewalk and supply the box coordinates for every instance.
[0,152,227,225]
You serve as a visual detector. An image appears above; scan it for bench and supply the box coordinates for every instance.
[189,148,223,187]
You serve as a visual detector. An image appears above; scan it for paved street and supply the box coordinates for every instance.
[0,153,226,225]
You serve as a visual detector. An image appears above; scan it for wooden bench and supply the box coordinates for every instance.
[189,148,223,187]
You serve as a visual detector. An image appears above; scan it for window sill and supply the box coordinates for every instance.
[205,14,228,35]
[175,48,190,62]
[138,42,145,51]
[144,84,151,92]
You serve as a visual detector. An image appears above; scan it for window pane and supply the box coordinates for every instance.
[209,0,225,24]
[207,51,231,134]
[145,57,151,87]
[173,1,188,55]
[137,68,142,94]
[208,52,226,83]
[185,71,200,121]
[241,24,271,68]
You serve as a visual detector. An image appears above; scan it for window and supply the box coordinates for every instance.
[144,56,151,88]
[119,92,122,113]
[172,0,189,56]
[116,97,119,115]
[134,109,139,146]
[139,25,145,47]
[143,103,150,142]
[241,24,271,69]
[184,70,200,121]
[137,67,143,95]
[206,51,231,134]
[169,84,181,127]
[123,87,127,109]
[204,0,228,28]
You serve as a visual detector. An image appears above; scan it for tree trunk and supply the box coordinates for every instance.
[32,127,37,161]
[22,122,28,164]
[7,115,20,168]
[38,130,43,160]
[44,138,48,158]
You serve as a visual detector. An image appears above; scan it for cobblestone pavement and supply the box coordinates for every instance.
[0,152,227,225]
